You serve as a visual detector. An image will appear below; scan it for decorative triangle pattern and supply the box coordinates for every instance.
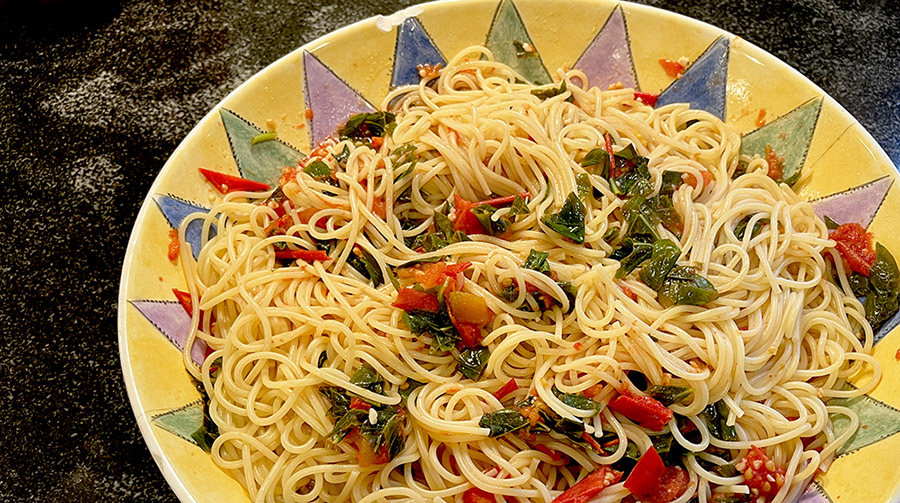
[391,17,446,88]
[798,481,833,503]
[811,175,892,229]
[742,97,823,185]
[303,51,375,146]
[830,390,900,457]
[151,400,204,445]
[656,37,729,119]
[573,6,636,90]
[874,311,900,344]
[485,0,551,85]
[130,300,207,366]
[219,109,303,186]
[152,195,214,260]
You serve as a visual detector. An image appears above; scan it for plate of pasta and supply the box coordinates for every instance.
[117,1,900,503]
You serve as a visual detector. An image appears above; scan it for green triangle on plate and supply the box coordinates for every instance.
[151,400,204,446]
[740,97,822,185]
[830,391,900,457]
[485,0,551,85]
[220,108,304,186]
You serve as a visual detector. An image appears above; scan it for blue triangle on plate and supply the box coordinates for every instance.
[391,17,446,88]
[153,194,215,259]
[220,108,303,186]
[656,36,730,120]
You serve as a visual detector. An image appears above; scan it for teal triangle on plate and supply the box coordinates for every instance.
[573,6,636,90]
[656,36,729,120]
[220,108,303,186]
[741,97,822,185]
[129,300,206,365]
[391,17,446,88]
[152,194,214,260]
[812,175,892,229]
[151,400,204,446]
[485,0,551,85]
[830,390,900,457]
[303,51,375,146]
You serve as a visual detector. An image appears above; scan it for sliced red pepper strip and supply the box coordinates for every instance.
[633,92,658,107]
[474,191,531,208]
[607,391,673,431]
[493,378,519,401]
[623,445,666,499]
[552,465,623,503]
[535,444,565,462]
[580,432,605,453]
[604,133,618,178]
[443,261,473,276]
[172,288,193,316]
[199,168,271,194]
[392,288,440,313]
[462,487,495,503]
[274,249,331,261]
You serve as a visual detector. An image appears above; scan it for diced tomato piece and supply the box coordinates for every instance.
[633,92,658,107]
[417,262,448,289]
[624,446,666,499]
[392,288,440,313]
[582,384,604,399]
[830,223,876,276]
[764,145,785,181]
[372,196,387,219]
[462,487,495,503]
[298,208,329,230]
[608,391,673,431]
[493,378,519,401]
[453,194,488,235]
[349,397,372,410]
[457,322,483,348]
[552,466,623,503]
[658,59,685,78]
[172,289,194,315]
[356,439,390,467]
[621,285,638,301]
[198,168,271,194]
[736,446,786,500]
[448,292,494,325]
[167,228,180,261]
[274,249,331,261]
[371,136,384,149]
[684,170,713,188]
[644,467,690,503]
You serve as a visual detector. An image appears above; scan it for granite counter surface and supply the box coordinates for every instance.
[0,0,897,501]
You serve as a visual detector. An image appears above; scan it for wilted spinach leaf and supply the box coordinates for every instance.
[542,192,586,244]
[639,239,681,290]
[658,266,718,306]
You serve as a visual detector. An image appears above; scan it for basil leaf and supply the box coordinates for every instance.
[659,266,719,306]
[381,412,405,458]
[350,364,385,395]
[603,226,620,243]
[869,243,900,294]
[471,204,512,236]
[611,154,652,197]
[581,148,610,177]
[702,400,737,441]
[320,386,351,418]
[542,192,586,244]
[865,290,899,330]
[317,351,328,368]
[347,247,384,287]
[479,409,530,437]
[613,237,654,279]
[510,194,530,216]
[531,80,573,102]
[659,171,684,195]
[639,239,681,291]
[848,272,871,297]
[327,409,367,443]
[523,249,551,275]
[646,385,693,406]
[304,160,331,179]
[333,144,351,164]
[339,112,396,140]
[712,463,740,478]
[538,409,587,445]
[823,215,840,230]
[552,387,601,412]
[190,393,219,452]
[734,215,768,240]
[402,310,459,352]
[457,347,490,380]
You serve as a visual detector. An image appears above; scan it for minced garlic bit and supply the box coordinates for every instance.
[266,118,277,131]
[677,56,690,67]
[368,408,378,425]
[608,81,624,90]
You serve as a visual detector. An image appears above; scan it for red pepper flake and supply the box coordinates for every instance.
[305,109,314,120]
[371,136,384,150]
[493,378,519,401]
[581,432,605,453]
[167,228,180,261]
[573,342,583,351]
[764,144,785,182]
[756,108,767,127]
[274,249,331,262]
[895,348,900,361]
[621,285,638,302]
[349,397,372,410]
[830,223,876,276]
[658,58,685,78]
[683,170,713,189]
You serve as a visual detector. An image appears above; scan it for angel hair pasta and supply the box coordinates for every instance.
[178,46,887,503]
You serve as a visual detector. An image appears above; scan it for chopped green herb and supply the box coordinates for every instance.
[531,80,573,102]
[317,351,328,368]
[823,215,841,230]
[702,400,737,441]
[333,144,351,164]
[456,347,490,380]
[603,226,620,243]
[611,234,655,279]
[304,160,332,179]
[347,246,384,287]
[339,112,396,140]
[542,192,586,244]
[581,148,610,177]
[523,249,551,275]
[250,131,277,145]
[734,215,768,240]
[510,194,530,216]
[639,239,681,291]
[479,409,530,436]
[552,387,602,412]
[659,171,685,195]
[402,310,459,352]
[350,364,385,396]
[646,385,693,406]
[659,266,719,306]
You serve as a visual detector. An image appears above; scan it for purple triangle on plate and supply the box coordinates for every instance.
[811,176,893,229]
[573,6,636,89]
[303,51,375,145]
[130,300,207,366]
[797,481,832,503]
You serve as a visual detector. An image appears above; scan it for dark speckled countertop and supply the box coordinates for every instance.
[0,0,897,501]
